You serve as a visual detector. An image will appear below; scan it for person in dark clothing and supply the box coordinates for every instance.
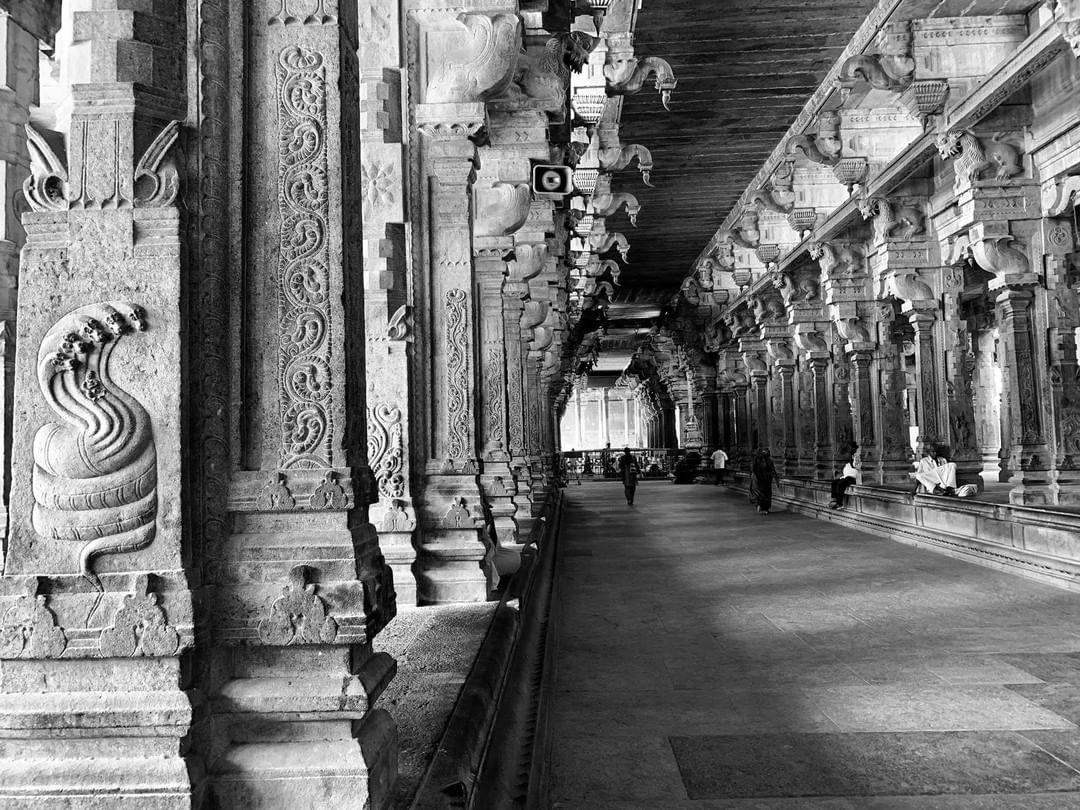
[751,447,778,515]
[618,447,640,505]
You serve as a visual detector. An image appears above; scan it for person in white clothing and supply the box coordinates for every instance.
[915,445,977,497]
[710,447,729,485]
[828,445,861,509]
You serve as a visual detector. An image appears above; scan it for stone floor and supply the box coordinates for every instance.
[548,481,1080,808]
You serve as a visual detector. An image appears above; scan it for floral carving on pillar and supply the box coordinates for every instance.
[99,574,180,658]
[446,289,470,461]
[0,579,66,659]
[367,403,405,499]
[258,565,338,645]
[276,46,333,469]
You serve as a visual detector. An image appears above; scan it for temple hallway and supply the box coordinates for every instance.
[548,482,1080,809]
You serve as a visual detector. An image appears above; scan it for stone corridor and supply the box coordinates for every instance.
[549,483,1080,808]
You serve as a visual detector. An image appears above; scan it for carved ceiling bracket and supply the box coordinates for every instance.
[837,20,915,102]
[603,32,677,110]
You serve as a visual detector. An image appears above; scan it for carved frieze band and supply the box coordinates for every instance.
[446,289,470,461]
[486,341,505,447]
[276,46,334,469]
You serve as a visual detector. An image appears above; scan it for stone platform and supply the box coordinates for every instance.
[548,481,1080,808]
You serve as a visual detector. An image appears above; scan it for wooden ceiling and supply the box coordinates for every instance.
[611,0,881,286]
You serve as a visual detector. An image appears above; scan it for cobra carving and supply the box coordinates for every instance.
[32,303,156,590]
[277,46,334,468]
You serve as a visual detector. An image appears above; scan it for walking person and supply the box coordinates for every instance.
[619,447,640,506]
[751,447,778,515]
[710,446,729,485]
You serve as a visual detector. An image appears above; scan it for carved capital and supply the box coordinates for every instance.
[422,12,522,104]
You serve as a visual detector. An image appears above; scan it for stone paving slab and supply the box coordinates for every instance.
[548,482,1080,806]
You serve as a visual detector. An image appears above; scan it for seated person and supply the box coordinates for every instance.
[828,446,860,509]
[915,445,976,497]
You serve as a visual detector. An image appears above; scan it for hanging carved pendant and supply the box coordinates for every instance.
[32,302,157,589]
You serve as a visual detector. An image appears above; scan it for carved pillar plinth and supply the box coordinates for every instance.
[996,286,1056,504]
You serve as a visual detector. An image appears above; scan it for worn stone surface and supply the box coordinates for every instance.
[549,483,1080,807]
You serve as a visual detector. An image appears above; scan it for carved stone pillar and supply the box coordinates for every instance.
[768,343,798,477]
[1,2,198,804]
[941,273,982,489]
[732,382,750,469]
[210,5,397,805]
[996,285,1056,504]
[906,308,944,456]
[719,391,734,452]
[848,347,878,481]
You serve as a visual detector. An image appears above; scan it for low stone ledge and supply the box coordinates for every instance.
[726,474,1080,592]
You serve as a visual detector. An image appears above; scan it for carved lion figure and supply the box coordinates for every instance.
[508,31,600,113]
[935,130,1022,192]
[857,196,925,241]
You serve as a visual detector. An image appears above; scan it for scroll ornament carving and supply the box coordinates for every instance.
[310,471,348,510]
[446,290,470,461]
[276,46,333,468]
[444,497,475,529]
[935,131,1023,193]
[0,579,66,659]
[380,499,416,532]
[387,305,410,340]
[368,403,405,499]
[33,303,157,591]
[857,196,924,241]
[838,21,914,97]
[1042,174,1080,217]
[486,342,506,447]
[603,39,677,110]
[424,13,522,104]
[256,473,296,510]
[99,575,180,658]
[258,565,338,645]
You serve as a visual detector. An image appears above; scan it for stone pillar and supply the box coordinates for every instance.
[873,302,914,484]
[0,2,199,804]
[476,247,522,568]
[848,345,879,481]
[358,0,416,605]
[646,410,663,447]
[906,308,944,457]
[702,391,719,449]
[941,274,982,489]
[720,391,734,452]
[770,346,798,477]
[749,371,769,452]
[732,382,750,469]
[504,247,539,529]
[208,4,397,805]
[996,285,1056,504]
[0,10,39,550]
[662,403,679,448]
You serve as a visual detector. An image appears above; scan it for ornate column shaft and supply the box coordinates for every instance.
[996,285,1056,503]
[906,308,943,456]
[848,347,878,481]
[212,5,397,805]
[732,383,750,468]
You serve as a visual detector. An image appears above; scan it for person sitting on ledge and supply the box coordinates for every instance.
[828,445,860,509]
[915,444,976,497]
